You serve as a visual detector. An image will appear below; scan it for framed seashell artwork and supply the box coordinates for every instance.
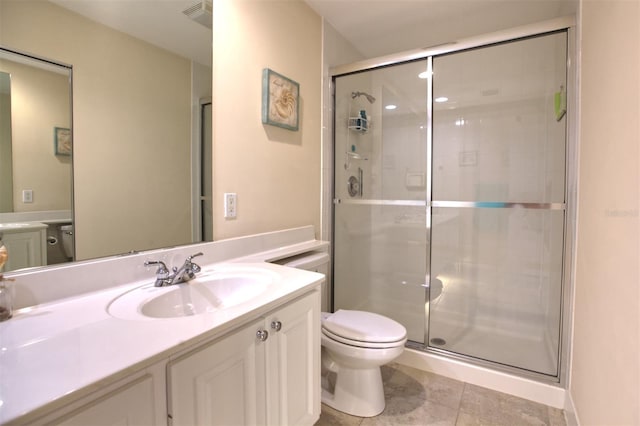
[54,127,72,156]
[261,68,299,131]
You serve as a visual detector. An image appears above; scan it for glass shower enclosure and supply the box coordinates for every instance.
[333,31,568,378]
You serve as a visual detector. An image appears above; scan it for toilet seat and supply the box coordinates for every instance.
[322,310,407,347]
[322,328,405,349]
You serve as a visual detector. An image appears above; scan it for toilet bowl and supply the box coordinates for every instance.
[320,310,407,417]
[60,225,74,259]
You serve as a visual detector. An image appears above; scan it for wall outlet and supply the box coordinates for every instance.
[224,193,237,219]
[22,189,33,203]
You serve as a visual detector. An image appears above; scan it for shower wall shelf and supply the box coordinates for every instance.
[348,117,368,132]
[344,151,368,170]
[346,151,367,160]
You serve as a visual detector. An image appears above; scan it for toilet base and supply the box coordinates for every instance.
[321,364,386,417]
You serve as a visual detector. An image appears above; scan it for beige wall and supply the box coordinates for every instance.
[0,1,193,260]
[571,0,640,424]
[0,60,71,213]
[212,0,322,240]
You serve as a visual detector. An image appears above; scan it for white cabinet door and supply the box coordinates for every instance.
[266,292,320,425]
[2,229,46,271]
[54,375,157,426]
[168,290,320,426]
[169,319,265,426]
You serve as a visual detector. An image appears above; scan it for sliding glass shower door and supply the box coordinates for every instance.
[428,32,567,376]
[333,30,568,378]
[333,60,429,343]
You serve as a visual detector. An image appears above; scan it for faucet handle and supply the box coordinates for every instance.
[144,260,170,277]
[186,252,203,274]
[186,252,203,262]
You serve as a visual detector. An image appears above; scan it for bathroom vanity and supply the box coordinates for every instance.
[0,222,47,271]
[0,226,326,425]
[169,290,318,425]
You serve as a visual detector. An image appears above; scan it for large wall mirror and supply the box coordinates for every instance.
[0,0,212,272]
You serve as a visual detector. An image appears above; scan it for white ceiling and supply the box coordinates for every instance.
[49,0,577,66]
[50,0,212,66]
[304,0,577,58]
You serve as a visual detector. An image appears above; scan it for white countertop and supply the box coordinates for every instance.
[0,222,48,231]
[0,210,71,226]
[0,261,324,424]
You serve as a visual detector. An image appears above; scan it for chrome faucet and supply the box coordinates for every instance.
[144,252,203,287]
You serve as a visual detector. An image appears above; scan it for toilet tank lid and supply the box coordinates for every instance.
[322,310,407,343]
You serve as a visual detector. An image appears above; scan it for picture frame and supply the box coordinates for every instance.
[261,68,299,131]
[54,127,72,156]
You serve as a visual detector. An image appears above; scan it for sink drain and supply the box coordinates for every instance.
[430,337,447,346]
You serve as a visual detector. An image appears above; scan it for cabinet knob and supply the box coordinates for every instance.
[271,321,282,332]
[256,329,269,341]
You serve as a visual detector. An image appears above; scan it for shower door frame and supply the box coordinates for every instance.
[330,16,578,385]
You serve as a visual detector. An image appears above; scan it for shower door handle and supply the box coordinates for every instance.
[333,199,427,206]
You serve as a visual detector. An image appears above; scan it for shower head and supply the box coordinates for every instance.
[351,91,376,104]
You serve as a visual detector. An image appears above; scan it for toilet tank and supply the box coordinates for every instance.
[272,251,330,312]
[45,224,68,265]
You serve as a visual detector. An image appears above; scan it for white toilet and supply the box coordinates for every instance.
[320,309,407,417]
[60,224,74,259]
[278,250,407,417]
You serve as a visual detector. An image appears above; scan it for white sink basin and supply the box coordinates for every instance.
[108,266,276,320]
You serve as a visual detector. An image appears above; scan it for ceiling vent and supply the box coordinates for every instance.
[182,0,212,29]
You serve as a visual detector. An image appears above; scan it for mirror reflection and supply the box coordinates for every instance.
[0,0,212,272]
[0,70,13,213]
[0,50,73,271]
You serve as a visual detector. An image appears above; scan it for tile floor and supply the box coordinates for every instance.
[315,363,566,426]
